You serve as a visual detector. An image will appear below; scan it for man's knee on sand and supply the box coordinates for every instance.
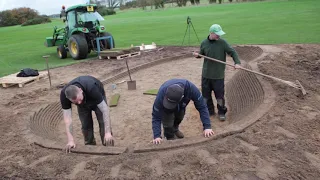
[162,110,185,139]
[82,129,96,145]
[173,109,185,125]
[81,125,107,146]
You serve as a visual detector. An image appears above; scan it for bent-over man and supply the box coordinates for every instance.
[60,75,114,152]
[152,78,214,144]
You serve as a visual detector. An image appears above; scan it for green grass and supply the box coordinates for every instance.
[0,0,319,77]
[143,89,159,95]
[109,93,120,107]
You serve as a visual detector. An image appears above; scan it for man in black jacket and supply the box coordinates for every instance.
[60,76,114,152]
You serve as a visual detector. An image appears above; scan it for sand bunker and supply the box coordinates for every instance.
[25,46,276,154]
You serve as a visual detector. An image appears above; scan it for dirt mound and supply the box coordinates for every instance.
[234,45,263,61]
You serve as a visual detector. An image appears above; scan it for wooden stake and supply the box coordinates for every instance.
[42,55,52,88]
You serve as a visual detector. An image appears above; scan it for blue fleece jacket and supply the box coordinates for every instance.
[152,79,212,139]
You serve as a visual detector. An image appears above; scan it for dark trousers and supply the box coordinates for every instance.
[162,109,185,139]
[77,105,106,146]
[201,77,227,115]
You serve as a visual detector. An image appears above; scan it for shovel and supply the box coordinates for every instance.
[125,59,136,90]
[194,53,306,95]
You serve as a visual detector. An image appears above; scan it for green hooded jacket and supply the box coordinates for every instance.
[199,36,240,79]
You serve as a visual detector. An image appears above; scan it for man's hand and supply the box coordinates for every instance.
[203,129,214,138]
[193,52,199,57]
[234,64,241,69]
[152,137,162,144]
[104,132,114,146]
[65,141,76,153]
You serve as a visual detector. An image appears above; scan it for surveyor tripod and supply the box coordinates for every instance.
[182,16,200,46]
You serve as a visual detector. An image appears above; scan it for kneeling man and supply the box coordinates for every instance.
[152,79,214,144]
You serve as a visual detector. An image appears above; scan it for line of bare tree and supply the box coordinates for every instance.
[95,0,265,10]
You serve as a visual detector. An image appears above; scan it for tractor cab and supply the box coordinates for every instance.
[45,4,115,60]
[66,5,104,33]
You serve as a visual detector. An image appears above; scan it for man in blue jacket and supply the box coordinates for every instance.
[152,79,215,144]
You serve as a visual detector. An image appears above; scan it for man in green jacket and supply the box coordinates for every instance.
[194,24,241,121]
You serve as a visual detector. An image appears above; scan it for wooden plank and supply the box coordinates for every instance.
[100,47,140,56]
[2,83,9,88]
[116,51,141,60]
[99,51,123,57]
[109,93,120,107]
[99,51,141,60]
[0,71,48,88]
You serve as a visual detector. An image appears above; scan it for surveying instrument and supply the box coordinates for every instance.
[182,16,200,46]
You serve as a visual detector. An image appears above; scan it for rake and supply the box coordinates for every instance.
[193,53,306,95]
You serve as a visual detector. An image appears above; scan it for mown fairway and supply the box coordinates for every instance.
[0,0,319,77]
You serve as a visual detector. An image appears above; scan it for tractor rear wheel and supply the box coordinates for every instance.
[57,45,67,59]
[100,32,115,49]
[68,34,88,60]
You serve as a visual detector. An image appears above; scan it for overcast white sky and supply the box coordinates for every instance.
[0,0,91,15]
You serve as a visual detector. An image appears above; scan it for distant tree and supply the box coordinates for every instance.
[11,7,38,24]
[138,0,148,9]
[21,15,51,26]
[176,0,187,7]
[147,0,154,9]
[97,7,116,16]
[118,0,125,5]
[121,0,137,9]
[0,10,17,27]
[0,7,38,27]
[106,0,120,9]
[195,0,200,4]
[154,0,165,9]
[190,0,195,5]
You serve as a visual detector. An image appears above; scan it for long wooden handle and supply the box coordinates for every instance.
[194,53,300,89]
[125,59,132,81]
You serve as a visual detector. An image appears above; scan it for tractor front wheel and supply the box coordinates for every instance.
[57,45,67,59]
[68,34,88,60]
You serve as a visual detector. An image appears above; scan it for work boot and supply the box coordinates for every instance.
[166,136,176,140]
[82,130,96,145]
[219,114,226,121]
[217,102,227,121]
[85,138,97,145]
[174,130,184,139]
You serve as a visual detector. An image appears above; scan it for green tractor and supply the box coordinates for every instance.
[45,4,115,60]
